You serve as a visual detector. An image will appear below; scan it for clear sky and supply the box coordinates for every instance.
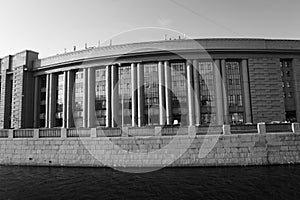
[0,0,299,58]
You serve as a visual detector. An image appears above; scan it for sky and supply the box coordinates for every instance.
[0,0,299,58]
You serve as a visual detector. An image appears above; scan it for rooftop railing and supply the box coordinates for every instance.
[0,123,298,139]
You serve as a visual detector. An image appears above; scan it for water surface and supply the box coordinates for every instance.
[0,165,300,200]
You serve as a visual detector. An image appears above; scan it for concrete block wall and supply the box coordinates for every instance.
[248,57,285,123]
[0,133,299,168]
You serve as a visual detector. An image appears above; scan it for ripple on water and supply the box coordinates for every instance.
[0,165,300,200]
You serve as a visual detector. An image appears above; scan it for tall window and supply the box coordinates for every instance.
[144,63,159,125]
[74,71,84,127]
[281,59,296,122]
[171,62,187,125]
[55,73,64,127]
[198,62,216,124]
[119,66,132,126]
[225,61,244,124]
[95,68,106,126]
[39,75,47,127]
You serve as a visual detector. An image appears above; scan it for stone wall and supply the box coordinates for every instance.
[0,132,299,168]
[248,57,285,123]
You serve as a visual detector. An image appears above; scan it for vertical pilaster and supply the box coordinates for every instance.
[187,60,195,126]
[158,61,166,125]
[66,70,75,128]
[193,59,201,125]
[241,59,252,123]
[33,76,40,128]
[62,72,67,128]
[164,61,172,125]
[131,63,137,127]
[214,60,224,125]
[45,74,50,128]
[111,64,119,127]
[83,68,88,128]
[221,59,230,124]
[88,68,96,127]
[137,63,145,127]
[105,66,112,127]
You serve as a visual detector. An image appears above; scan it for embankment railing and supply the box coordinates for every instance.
[0,123,299,139]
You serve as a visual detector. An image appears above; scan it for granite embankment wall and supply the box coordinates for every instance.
[0,124,300,168]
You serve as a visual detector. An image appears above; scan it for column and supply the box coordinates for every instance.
[105,66,112,127]
[83,68,88,128]
[45,74,50,128]
[187,60,195,126]
[137,63,145,127]
[111,64,119,127]
[62,71,67,128]
[66,70,75,128]
[221,59,230,124]
[131,63,137,127]
[214,60,224,125]
[241,59,252,123]
[33,76,40,128]
[158,61,166,125]
[88,68,96,127]
[164,61,172,125]
[193,59,201,125]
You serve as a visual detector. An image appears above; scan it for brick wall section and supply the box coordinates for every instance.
[292,58,300,122]
[248,57,285,123]
[0,133,299,167]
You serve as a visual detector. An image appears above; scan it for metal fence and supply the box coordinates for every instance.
[67,129,91,137]
[266,123,292,133]
[0,123,298,139]
[39,129,61,138]
[13,129,34,138]
[0,129,9,138]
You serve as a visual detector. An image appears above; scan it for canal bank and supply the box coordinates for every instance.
[0,123,300,168]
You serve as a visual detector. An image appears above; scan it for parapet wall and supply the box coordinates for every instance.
[0,124,300,168]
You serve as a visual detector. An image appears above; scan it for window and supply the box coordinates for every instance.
[170,62,187,125]
[95,68,107,126]
[225,61,244,124]
[119,66,132,126]
[144,63,159,125]
[198,62,216,124]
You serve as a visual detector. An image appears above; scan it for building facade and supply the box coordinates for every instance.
[1,38,300,129]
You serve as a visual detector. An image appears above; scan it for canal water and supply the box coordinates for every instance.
[0,165,300,200]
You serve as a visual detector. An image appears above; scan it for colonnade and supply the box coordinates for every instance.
[34,59,252,128]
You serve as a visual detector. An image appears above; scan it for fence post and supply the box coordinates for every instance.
[222,125,231,135]
[257,122,266,134]
[91,128,97,138]
[155,126,162,136]
[61,128,67,138]
[188,125,196,136]
[122,127,129,137]
[8,129,13,139]
[33,129,39,138]
[292,123,300,134]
